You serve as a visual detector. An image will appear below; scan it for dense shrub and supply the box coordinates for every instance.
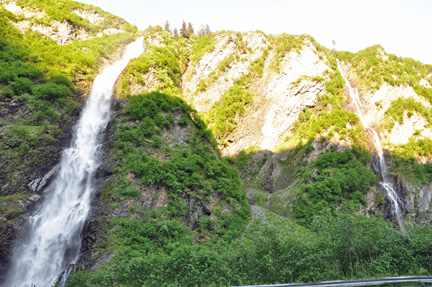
[67,212,432,286]
[293,149,377,225]
[114,92,249,241]
[33,82,71,100]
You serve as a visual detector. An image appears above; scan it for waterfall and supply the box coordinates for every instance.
[5,37,144,287]
[337,60,403,229]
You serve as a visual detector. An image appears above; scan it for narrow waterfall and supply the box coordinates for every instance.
[337,60,403,229]
[5,37,144,287]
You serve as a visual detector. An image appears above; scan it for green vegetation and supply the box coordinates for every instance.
[383,99,432,165]
[189,34,216,64]
[67,210,432,286]
[293,148,377,225]
[15,0,135,35]
[270,34,307,72]
[192,54,239,94]
[192,32,268,94]
[65,92,252,286]
[116,93,247,207]
[293,109,364,144]
[389,137,432,163]
[383,98,432,132]
[336,44,432,185]
[2,9,432,285]
[248,47,269,79]
[204,78,253,140]
[116,28,187,98]
[0,7,135,96]
[0,2,135,200]
[336,45,432,102]
[280,52,368,152]
[391,157,432,186]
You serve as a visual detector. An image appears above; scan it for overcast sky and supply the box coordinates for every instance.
[76,0,432,65]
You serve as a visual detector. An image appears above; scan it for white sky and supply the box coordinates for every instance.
[76,0,432,65]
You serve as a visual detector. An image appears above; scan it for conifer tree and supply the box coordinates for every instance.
[164,21,170,34]
[187,22,194,36]
[173,28,179,38]
[205,24,211,35]
[180,20,188,38]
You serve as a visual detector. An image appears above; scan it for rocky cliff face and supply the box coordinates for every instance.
[182,32,268,113]
[1,9,432,282]
[338,53,432,222]
[0,94,81,282]
[182,33,330,156]
[112,29,432,225]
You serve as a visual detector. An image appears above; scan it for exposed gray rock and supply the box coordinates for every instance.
[184,194,212,230]
[28,163,60,193]
[28,194,41,202]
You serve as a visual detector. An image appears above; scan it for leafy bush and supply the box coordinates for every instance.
[248,48,269,79]
[270,34,307,72]
[390,137,432,162]
[116,33,184,97]
[15,0,135,35]
[11,77,33,94]
[293,149,377,225]
[33,82,71,100]
[115,92,249,234]
[67,212,432,286]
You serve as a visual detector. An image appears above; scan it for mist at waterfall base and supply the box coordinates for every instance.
[337,61,403,229]
[4,37,144,287]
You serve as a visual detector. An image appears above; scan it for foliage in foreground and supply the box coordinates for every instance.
[67,211,432,286]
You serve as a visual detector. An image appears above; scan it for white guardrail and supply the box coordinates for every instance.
[236,276,432,287]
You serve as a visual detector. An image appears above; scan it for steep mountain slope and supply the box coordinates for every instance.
[1,4,432,286]
[337,47,432,221]
[63,27,432,285]
[0,0,137,280]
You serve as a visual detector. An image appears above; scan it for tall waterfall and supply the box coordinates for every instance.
[337,60,403,229]
[5,37,144,287]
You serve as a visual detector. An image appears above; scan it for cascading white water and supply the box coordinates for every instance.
[5,37,144,287]
[368,128,404,229]
[337,60,403,229]
[337,61,364,126]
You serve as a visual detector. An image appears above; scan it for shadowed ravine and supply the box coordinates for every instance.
[4,37,144,287]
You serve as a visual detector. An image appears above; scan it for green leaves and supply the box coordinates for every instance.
[114,92,248,238]
[33,82,71,100]
[117,40,185,98]
[190,34,216,64]
[293,149,377,225]
[204,80,253,139]
[336,45,432,96]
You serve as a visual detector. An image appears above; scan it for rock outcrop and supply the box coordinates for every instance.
[181,33,330,156]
